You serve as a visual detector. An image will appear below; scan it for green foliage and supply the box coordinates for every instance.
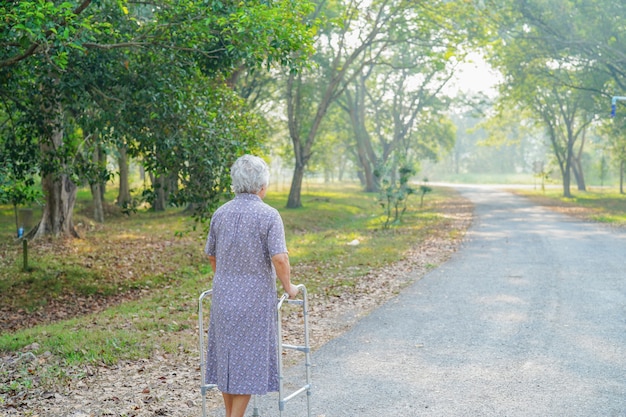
[0,166,40,208]
[0,0,316,236]
[283,0,478,207]
[377,165,417,229]
[0,0,108,69]
[419,181,433,208]
[134,76,266,221]
[484,0,614,197]
[0,161,41,235]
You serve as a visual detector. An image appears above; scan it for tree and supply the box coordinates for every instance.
[0,164,41,236]
[478,101,547,177]
[599,115,626,193]
[486,1,604,197]
[511,0,626,92]
[1,0,315,237]
[283,0,486,207]
[163,77,267,223]
[284,0,402,208]
[377,164,417,229]
[340,40,458,191]
[0,97,41,216]
[498,69,596,197]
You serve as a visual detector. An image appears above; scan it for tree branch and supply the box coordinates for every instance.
[73,0,92,15]
[0,43,41,69]
[82,42,148,50]
[0,0,93,68]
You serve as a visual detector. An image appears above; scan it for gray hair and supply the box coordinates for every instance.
[231,155,270,194]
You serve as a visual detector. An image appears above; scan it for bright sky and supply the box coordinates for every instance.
[446,52,501,97]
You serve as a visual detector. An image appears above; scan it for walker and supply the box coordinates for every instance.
[199,284,312,417]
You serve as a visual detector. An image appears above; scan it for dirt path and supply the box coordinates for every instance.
[1,196,473,417]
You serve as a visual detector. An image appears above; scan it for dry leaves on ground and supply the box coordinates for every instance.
[1,197,473,417]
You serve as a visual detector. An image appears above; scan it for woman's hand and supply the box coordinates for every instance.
[286,283,299,299]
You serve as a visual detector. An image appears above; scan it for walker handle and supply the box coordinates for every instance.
[278,284,306,309]
[278,293,289,309]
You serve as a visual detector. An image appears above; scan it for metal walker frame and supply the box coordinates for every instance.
[199,284,312,417]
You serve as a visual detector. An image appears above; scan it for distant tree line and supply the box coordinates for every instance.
[2,0,625,239]
[482,0,626,196]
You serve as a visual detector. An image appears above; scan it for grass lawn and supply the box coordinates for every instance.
[1,182,464,396]
[514,187,626,226]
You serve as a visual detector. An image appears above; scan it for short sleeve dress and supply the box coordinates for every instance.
[204,193,288,395]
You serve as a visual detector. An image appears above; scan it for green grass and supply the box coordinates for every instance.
[269,184,454,295]
[515,187,626,226]
[0,210,198,313]
[0,182,463,396]
[1,265,202,358]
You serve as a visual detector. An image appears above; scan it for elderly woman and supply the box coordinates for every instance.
[204,154,299,417]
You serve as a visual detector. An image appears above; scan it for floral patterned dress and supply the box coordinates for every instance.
[204,193,288,395]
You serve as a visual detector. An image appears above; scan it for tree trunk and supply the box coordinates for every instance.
[619,160,625,194]
[285,72,317,209]
[32,82,79,239]
[91,182,104,223]
[356,141,377,192]
[572,127,587,191]
[344,79,378,192]
[287,162,305,208]
[284,25,376,208]
[338,156,347,181]
[91,145,105,223]
[167,171,178,197]
[562,145,573,198]
[149,172,167,211]
[571,158,586,191]
[34,173,79,238]
[99,146,106,202]
[356,170,365,186]
[117,145,132,207]
[544,116,570,198]
[562,168,571,198]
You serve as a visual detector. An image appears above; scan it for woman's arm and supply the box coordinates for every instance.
[208,255,216,272]
[272,252,299,298]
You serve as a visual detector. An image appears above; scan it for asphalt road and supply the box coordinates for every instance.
[255,186,626,417]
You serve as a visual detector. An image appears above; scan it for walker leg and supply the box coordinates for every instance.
[277,284,313,417]
[252,396,260,416]
[199,290,213,417]
[202,387,207,417]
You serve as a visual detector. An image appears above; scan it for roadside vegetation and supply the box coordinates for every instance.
[515,188,626,227]
[1,183,463,398]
